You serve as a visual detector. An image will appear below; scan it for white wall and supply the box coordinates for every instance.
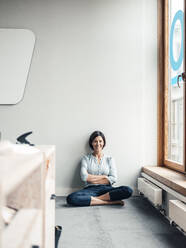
[0,0,157,195]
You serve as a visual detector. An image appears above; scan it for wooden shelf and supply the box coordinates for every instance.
[142,166,186,196]
[3,208,39,248]
[28,210,42,247]
[0,152,43,196]
[0,143,55,248]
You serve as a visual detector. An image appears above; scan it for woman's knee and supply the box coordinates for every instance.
[66,191,91,206]
[66,192,79,206]
[121,186,133,198]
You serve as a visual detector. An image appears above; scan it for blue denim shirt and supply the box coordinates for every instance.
[80,153,117,187]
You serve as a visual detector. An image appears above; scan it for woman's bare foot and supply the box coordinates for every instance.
[90,197,125,206]
[120,200,125,206]
[107,200,125,206]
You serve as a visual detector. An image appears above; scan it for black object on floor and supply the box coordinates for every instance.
[16,131,34,146]
[55,225,62,248]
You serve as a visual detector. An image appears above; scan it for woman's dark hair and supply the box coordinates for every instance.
[89,131,106,150]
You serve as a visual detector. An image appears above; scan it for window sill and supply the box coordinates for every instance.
[142,166,186,196]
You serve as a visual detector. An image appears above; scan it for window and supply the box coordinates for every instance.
[158,0,186,173]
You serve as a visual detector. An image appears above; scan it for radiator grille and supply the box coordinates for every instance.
[138,177,162,206]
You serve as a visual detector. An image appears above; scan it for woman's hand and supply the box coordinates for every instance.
[87,174,110,184]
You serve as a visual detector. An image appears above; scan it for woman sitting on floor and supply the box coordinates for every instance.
[67,130,133,206]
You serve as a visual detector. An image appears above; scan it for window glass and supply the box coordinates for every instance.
[167,0,184,164]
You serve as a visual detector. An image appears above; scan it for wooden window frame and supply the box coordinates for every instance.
[157,0,186,173]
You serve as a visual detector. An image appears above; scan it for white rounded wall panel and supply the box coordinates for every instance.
[0,29,35,104]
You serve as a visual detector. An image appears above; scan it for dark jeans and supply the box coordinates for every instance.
[66,185,133,206]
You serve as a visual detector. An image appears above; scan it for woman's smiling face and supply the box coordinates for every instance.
[92,136,104,152]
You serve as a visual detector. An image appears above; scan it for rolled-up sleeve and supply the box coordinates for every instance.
[107,157,117,185]
[80,156,88,182]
